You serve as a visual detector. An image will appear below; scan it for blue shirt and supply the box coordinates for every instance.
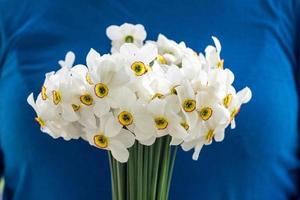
[0,0,299,199]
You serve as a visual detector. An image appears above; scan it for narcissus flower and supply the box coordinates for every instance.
[106,23,147,52]
[84,113,135,163]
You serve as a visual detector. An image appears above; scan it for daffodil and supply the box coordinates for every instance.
[204,36,224,69]
[176,80,198,128]
[106,23,147,53]
[224,87,252,128]
[144,98,187,145]
[156,34,183,65]
[119,43,157,81]
[27,93,82,140]
[182,103,230,160]
[84,113,135,163]
[88,55,131,117]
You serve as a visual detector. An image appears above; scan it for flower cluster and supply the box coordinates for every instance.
[28,23,251,163]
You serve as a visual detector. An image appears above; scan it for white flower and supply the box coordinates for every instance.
[111,87,155,142]
[140,98,187,145]
[204,36,224,69]
[106,23,147,52]
[156,34,183,65]
[84,113,135,163]
[120,42,157,78]
[182,103,230,160]
[224,87,252,128]
[149,64,185,96]
[27,93,82,140]
[88,53,130,117]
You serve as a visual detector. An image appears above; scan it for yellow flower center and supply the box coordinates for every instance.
[199,107,213,121]
[157,55,167,64]
[205,129,214,142]
[231,107,240,119]
[86,72,93,85]
[80,94,93,106]
[52,90,61,105]
[124,35,134,43]
[131,61,147,76]
[182,99,196,112]
[72,104,81,111]
[94,134,109,148]
[217,59,224,69]
[152,93,165,100]
[118,111,134,126]
[35,117,45,127]
[170,85,178,95]
[154,116,169,130]
[41,86,48,100]
[223,94,232,108]
[181,121,189,130]
[94,83,109,98]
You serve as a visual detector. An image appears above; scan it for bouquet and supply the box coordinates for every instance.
[28,23,252,200]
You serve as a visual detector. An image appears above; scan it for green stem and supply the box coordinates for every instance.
[150,138,163,200]
[166,146,177,200]
[137,143,143,200]
[157,136,171,200]
[143,145,148,200]
[108,152,117,200]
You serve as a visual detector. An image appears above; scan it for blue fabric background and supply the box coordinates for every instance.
[0,0,299,199]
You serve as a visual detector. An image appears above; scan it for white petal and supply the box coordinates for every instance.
[212,36,221,52]
[62,104,79,122]
[93,100,110,117]
[214,129,225,142]
[79,108,97,128]
[106,25,122,40]
[139,136,156,146]
[109,140,129,163]
[110,87,136,109]
[192,143,203,160]
[134,24,146,40]
[237,87,252,104]
[140,43,158,64]
[105,115,122,137]
[134,126,155,141]
[147,99,165,116]
[170,137,183,145]
[27,93,38,113]
[231,119,236,129]
[119,43,139,57]
[113,128,135,148]
[181,140,197,151]
[168,124,187,140]
[86,48,100,69]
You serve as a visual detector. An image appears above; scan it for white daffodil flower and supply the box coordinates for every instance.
[45,63,97,128]
[225,87,252,129]
[88,55,130,118]
[143,98,187,145]
[176,80,198,128]
[119,43,157,83]
[84,113,135,163]
[145,64,184,103]
[204,36,224,69]
[27,93,82,140]
[182,103,230,160]
[111,87,155,141]
[106,23,147,53]
[156,34,183,65]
